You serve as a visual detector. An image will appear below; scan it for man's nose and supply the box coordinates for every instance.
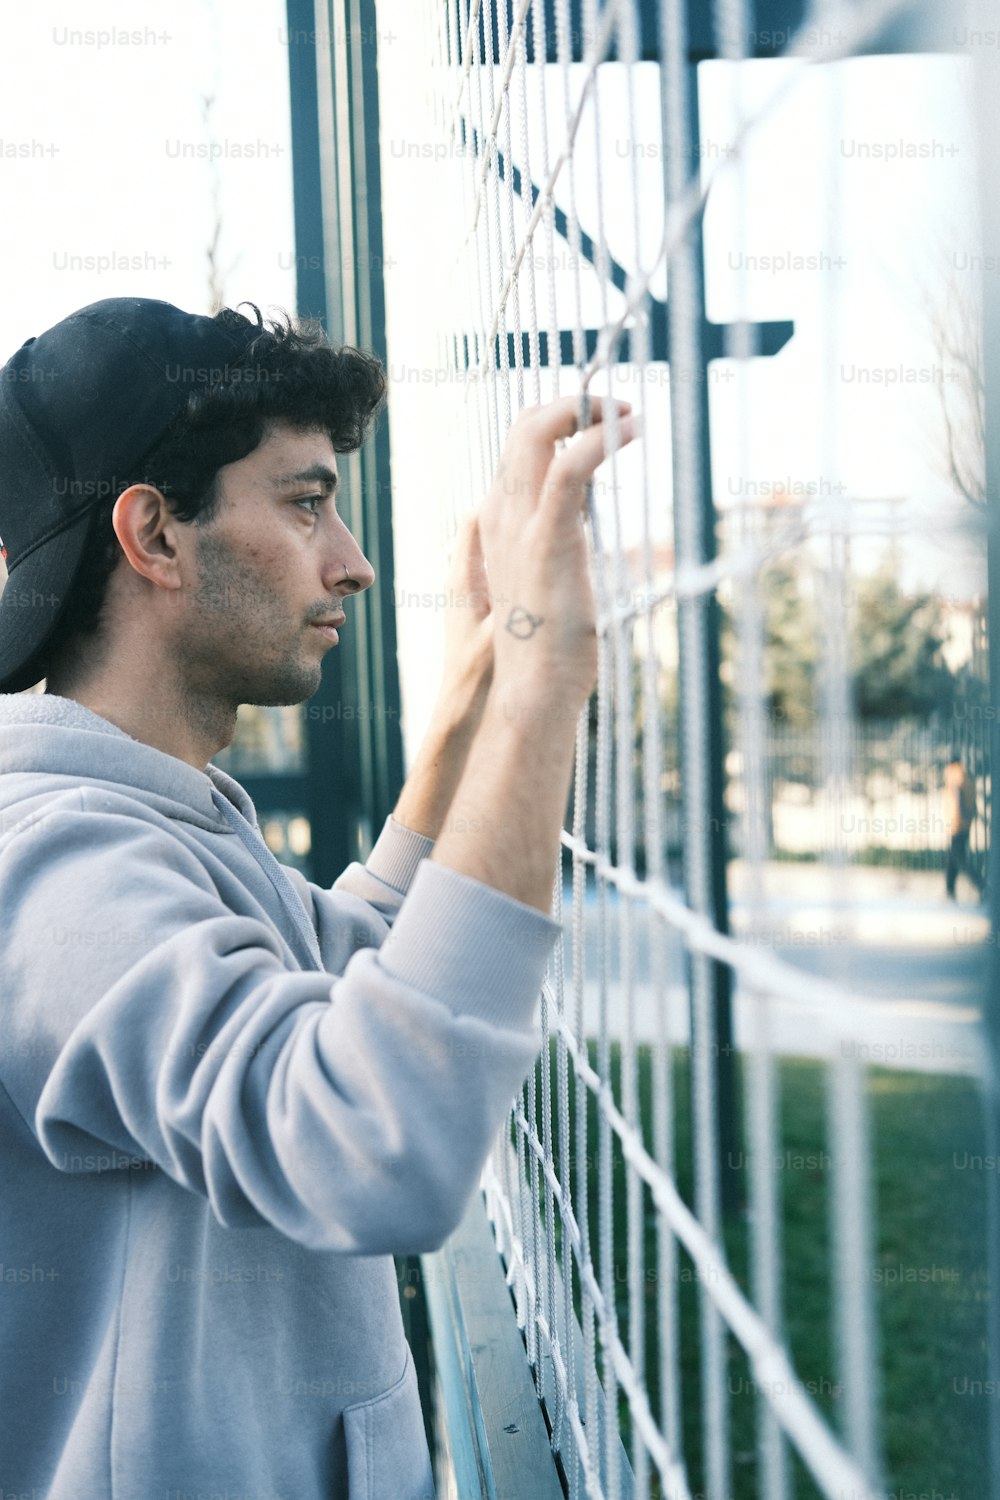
[341,561,375,594]
[331,531,375,594]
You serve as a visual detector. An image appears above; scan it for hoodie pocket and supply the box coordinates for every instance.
[342,1344,434,1500]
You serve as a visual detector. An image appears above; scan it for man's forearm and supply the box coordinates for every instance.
[428,686,582,914]
[390,683,487,840]
[405,392,633,911]
[390,716,477,840]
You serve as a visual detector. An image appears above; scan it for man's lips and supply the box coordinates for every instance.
[310,614,346,644]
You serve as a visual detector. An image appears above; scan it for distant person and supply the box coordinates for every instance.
[944,749,984,901]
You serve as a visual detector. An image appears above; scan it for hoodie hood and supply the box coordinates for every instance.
[0,690,257,834]
[0,690,323,970]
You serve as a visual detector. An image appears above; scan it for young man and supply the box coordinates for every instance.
[0,297,634,1499]
[944,748,984,902]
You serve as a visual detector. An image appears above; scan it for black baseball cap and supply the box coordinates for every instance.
[0,296,263,694]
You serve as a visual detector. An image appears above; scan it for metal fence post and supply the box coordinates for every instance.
[285,0,429,1445]
[286,0,404,886]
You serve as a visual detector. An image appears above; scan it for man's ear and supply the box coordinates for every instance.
[111,485,185,592]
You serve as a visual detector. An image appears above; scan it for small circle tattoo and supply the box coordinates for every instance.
[505,605,544,639]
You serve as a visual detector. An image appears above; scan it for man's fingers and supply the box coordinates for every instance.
[515,393,634,446]
[490,405,638,515]
[530,415,639,528]
[452,512,479,552]
[444,514,493,623]
[481,399,639,548]
[544,412,639,495]
[449,512,483,578]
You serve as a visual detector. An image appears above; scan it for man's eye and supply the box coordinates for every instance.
[295,494,324,515]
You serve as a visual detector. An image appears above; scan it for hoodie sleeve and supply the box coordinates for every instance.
[0,803,562,1255]
[334,813,436,906]
[281,814,436,968]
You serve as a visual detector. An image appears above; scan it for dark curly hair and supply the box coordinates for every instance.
[44,302,386,668]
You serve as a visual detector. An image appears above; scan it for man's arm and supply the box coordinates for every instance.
[2,802,552,1256]
[389,680,487,839]
[320,490,523,922]
[430,397,637,914]
[389,400,634,868]
[390,512,493,840]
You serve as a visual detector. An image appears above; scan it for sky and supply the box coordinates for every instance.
[0,0,296,344]
[0,3,986,758]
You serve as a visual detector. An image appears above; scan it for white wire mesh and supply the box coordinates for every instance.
[373,1,978,1496]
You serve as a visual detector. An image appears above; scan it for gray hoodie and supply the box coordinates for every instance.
[0,692,562,1499]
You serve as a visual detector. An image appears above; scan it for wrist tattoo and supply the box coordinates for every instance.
[505,605,544,639]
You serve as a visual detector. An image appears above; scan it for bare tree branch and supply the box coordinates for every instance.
[199,92,244,313]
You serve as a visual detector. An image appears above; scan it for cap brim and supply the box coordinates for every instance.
[0,504,97,694]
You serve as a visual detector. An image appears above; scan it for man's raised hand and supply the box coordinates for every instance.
[476,394,637,708]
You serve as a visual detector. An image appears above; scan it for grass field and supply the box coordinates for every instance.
[533,1044,990,1498]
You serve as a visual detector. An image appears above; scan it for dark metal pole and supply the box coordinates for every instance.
[285,0,359,884]
[352,0,406,842]
[287,0,404,884]
[287,0,425,1447]
[666,52,741,1219]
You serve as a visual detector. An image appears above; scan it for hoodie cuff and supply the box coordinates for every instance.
[376,859,564,1031]
[364,815,436,895]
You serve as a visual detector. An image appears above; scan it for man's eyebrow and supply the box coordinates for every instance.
[272,465,339,493]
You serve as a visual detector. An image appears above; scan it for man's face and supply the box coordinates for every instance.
[168,420,375,708]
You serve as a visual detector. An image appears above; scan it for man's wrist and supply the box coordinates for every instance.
[485,676,591,732]
[428,682,584,913]
[435,669,492,736]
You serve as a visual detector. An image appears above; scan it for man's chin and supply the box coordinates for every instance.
[230,660,324,710]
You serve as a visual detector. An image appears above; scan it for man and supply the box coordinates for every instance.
[944,748,984,902]
[0,297,634,1499]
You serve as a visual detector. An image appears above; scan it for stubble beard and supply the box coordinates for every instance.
[184,530,324,710]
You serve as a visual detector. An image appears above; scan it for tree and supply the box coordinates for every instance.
[720,558,818,730]
[721,553,958,724]
[849,561,955,719]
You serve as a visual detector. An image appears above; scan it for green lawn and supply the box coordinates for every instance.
[533,1044,990,1498]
